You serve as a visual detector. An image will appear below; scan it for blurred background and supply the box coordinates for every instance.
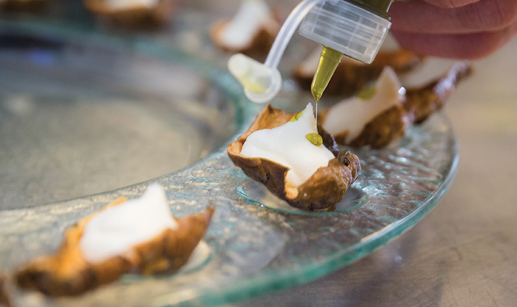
[1,0,516,306]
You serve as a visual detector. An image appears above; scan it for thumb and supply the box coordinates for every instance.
[422,0,480,8]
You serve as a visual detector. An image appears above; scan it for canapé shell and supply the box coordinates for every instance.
[211,20,279,56]
[319,61,472,149]
[0,272,11,307]
[2,0,48,12]
[16,197,213,296]
[404,60,472,124]
[84,0,176,28]
[227,105,360,212]
[319,104,410,149]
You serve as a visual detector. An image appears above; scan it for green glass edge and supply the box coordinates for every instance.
[171,138,459,307]
[167,136,459,307]
[236,186,369,216]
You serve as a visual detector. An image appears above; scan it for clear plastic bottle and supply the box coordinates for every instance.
[228,0,393,103]
[299,0,392,64]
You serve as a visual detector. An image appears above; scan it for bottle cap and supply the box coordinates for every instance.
[299,0,391,64]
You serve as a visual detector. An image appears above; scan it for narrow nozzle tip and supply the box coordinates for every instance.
[311,47,343,102]
[228,53,282,103]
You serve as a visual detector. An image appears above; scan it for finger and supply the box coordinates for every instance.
[390,25,517,59]
[390,0,517,34]
[423,0,479,9]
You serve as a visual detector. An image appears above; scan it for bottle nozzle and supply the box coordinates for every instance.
[228,53,282,103]
[226,0,392,103]
[300,0,392,100]
[311,46,343,101]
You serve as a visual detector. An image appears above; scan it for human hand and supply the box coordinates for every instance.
[389,0,517,59]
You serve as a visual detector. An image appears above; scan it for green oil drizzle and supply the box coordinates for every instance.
[357,86,376,100]
[290,109,305,122]
[306,133,323,146]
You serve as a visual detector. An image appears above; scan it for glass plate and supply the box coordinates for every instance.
[0,18,458,307]
[0,19,242,209]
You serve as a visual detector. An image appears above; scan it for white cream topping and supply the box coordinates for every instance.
[240,103,334,188]
[219,0,275,48]
[399,58,458,89]
[80,184,178,264]
[104,0,158,10]
[322,67,404,143]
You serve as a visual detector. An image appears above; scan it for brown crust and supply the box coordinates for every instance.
[16,197,213,296]
[319,61,472,149]
[320,105,410,149]
[210,18,279,57]
[0,273,11,307]
[349,106,410,149]
[227,105,360,212]
[84,0,176,29]
[2,0,49,12]
[373,50,424,74]
[293,49,423,97]
[404,60,473,124]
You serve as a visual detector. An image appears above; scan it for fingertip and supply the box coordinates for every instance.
[423,0,480,9]
[390,29,515,60]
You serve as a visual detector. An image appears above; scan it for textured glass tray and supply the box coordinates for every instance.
[0,19,458,307]
[0,19,240,209]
